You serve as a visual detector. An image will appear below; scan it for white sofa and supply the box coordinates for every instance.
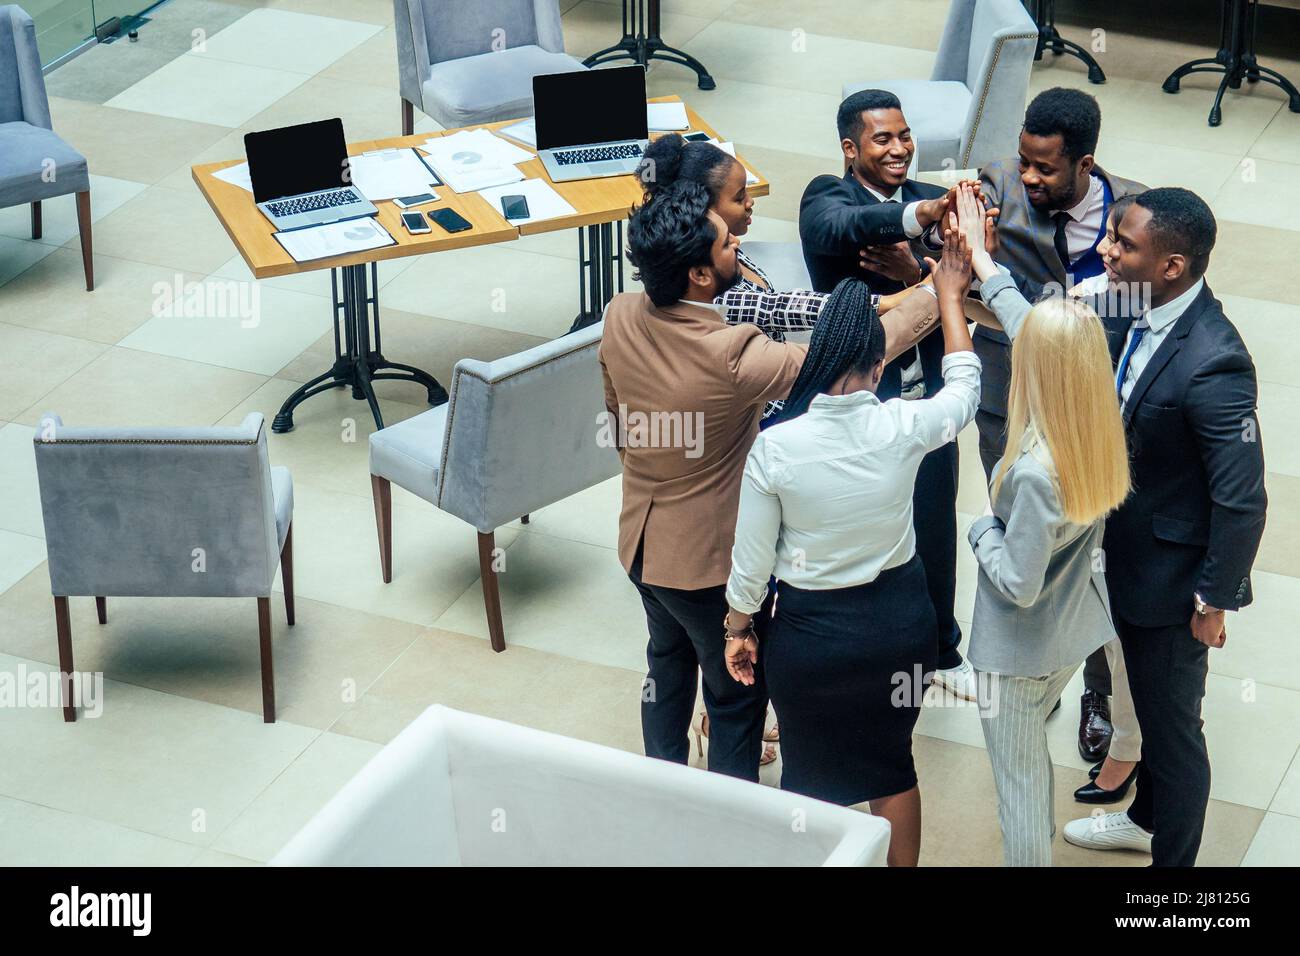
[270,706,891,866]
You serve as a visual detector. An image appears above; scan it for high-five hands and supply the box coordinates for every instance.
[859,241,922,284]
[924,212,973,303]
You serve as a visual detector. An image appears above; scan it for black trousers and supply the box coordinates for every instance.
[628,548,768,782]
[1116,613,1212,866]
[977,408,1112,695]
[914,441,962,670]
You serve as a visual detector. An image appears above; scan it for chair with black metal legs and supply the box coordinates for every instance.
[1162,0,1300,128]
[1028,0,1105,84]
[583,0,715,90]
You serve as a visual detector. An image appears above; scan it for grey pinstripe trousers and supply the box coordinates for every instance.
[977,664,1081,866]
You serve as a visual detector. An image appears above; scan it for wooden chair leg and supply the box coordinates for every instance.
[54,596,75,722]
[280,523,295,626]
[95,596,106,624]
[477,530,506,653]
[31,200,41,239]
[401,98,414,137]
[75,190,93,291]
[258,597,275,723]
[371,474,392,583]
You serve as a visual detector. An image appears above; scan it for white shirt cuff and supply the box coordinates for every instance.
[901,201,923,239]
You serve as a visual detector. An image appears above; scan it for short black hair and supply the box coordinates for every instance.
[837,89,903,144]
[636,133,739,206]
[627,181,719,307]
[1133,187,1217,277]
[1023,87,1101,163]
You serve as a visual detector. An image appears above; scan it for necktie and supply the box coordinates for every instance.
[1115,321,1148,403]
[1052,211,1072,273]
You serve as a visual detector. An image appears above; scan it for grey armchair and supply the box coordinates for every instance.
[0,5,93,290]
[368,322,620,651]
[843,0,1038,172]
[32,413,294,722]
[393,0,586,135]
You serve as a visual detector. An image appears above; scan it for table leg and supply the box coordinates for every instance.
[570,221,624,333]
[582,0,715,90]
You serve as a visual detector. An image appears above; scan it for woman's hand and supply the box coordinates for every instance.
[955,183,1000,282]
[725,635,759,685]
[924,214,972,303]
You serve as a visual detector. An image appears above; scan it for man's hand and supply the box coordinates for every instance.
[860,241,922,285]
[923,214,973,303]
[1190,608,1227,648]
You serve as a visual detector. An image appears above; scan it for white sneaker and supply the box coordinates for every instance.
[1063,811,1153,852]
[931,658,977,702]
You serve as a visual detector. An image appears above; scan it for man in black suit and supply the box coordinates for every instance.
[798,89,974,698]
[1063,188,1267,866]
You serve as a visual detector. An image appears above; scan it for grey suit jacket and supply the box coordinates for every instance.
[965,279,1116,677]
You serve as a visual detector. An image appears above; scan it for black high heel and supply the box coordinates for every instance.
[1074,764,1138,804]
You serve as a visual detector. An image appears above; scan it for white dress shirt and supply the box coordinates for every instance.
[1117,278,1204,408]
[1057,173,1105,263]
[725,351,982,613]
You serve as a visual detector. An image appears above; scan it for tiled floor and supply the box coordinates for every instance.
[2,0,1298,867]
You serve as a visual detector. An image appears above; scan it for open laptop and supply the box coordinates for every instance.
[536,66,650,183]
[245,118,376,231]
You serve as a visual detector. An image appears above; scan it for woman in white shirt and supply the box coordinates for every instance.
[722,234,980,867]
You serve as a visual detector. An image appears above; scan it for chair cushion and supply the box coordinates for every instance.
[841,80,970,173]
[368,404,448,505]
[422,46,585,127]
[740,241,813,291]
[0,121,89,208]
[271,465,293,552]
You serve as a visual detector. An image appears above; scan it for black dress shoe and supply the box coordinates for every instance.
[1077,689,1113,762]
[1074,764,1138,804]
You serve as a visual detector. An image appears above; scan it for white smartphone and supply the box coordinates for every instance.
[400,211,431,235]
[394,192,439,208]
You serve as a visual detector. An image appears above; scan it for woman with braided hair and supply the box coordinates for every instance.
[721,229,981,866]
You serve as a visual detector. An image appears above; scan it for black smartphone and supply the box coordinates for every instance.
[427,208,472,233]
[683,131,710,142]
[500,194,530,221]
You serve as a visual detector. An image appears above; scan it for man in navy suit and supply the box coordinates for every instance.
[1063,188,1267,866]
[798,89,975,700]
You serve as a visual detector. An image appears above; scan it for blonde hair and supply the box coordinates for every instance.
[992,296,1131,525]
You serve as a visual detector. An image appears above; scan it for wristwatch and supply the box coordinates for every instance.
[1194,592,1209,616]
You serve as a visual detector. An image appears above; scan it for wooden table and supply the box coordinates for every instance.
[192,96,767,433]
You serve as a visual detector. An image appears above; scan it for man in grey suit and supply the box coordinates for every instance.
[976,88,1145,764]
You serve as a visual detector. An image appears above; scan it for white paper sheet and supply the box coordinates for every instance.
[214,161,253,193]
[647,102,689,131]
[274,217,395,262]
[478,178,577,226]
[497,118,537,148]
[421,129,531,193]
[346,148,440,201]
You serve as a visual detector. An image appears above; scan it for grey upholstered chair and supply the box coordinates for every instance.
[369,322,620,651]
[0,5,93,290]
[32,413,294,722]
[843,0,1038,172]
[740,242,814,291]
[393,0,586,135]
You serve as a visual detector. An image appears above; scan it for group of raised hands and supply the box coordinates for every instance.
[926,181,1001,303]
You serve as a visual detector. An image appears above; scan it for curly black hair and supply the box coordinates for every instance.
[635,133,739,206]
[626,180,718,307]
[1023,87,1101,163]
[1134,187,1217,277]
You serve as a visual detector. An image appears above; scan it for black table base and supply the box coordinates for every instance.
[569,220,625,333]
[272,262,447,434]
[583,0,715,90]
[1162,0,1300,127]
[1031,0,1105,84]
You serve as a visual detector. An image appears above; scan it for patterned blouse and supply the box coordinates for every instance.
[715,247,827,342]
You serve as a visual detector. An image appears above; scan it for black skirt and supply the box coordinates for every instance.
[767,555,937,806]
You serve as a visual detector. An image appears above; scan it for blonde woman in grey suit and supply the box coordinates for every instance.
[953,185,1132,865]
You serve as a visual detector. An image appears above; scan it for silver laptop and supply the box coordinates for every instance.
[536,66,650,183]
[245,118,377,231]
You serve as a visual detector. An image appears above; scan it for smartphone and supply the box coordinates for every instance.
[427,208,472,234]
[500,194,530,221]
[393,192,439,208]
[400,211,431,235]
[683,131,710,142]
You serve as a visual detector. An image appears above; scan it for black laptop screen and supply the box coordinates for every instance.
[244,118,351,204]
[534,66,648,151]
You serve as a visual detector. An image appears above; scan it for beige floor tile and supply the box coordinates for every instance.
[562,1,711,62]
[683,21,935,96]
[106,52,312,128]
[214,249,417,298]
[211,731,382,861]
[1213,156,1300,233]
[72,184,246,275]
[12,347,265,428]
[0,324,108,421]
[434,530,646,671]
[733,142,841,222]
[243,73,406,144]
[330,627,646,754]
[0,174,148,248]
[0,530,45,597]
[241,0,394,25]
[318,24,398,89]
[1096,135,1241,198]
[1205,220,1300,307]
[277,480,520,626]
[0,566,426,728]
[1241,811,1300,865]
[118,280,332,375]
[519,475,622,550]
[0,235,58,288]
[723,0,951,54]
[0,424,44,539]
[0,795,200,866]
[1257,381,1300,478]
[0,651,320,846]
[188,848,260,866]
[0,251,200,346]
[1249,104,1300,165]
[47,97,233,185]
[1256,472,1300,577]
[1269,747,1300,817]
[155,126,257,192]
[1221,293,1300,388]
[588,0,735,18]
[194,8,382,75]
[1202,671,1300,810]
[1220,570,1300,692]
